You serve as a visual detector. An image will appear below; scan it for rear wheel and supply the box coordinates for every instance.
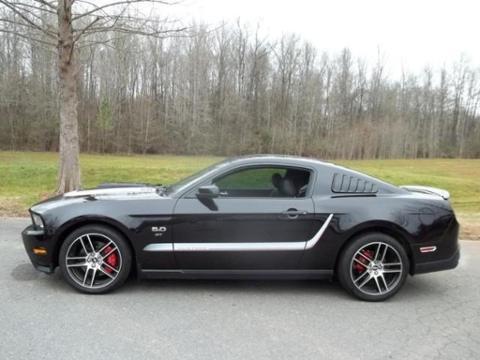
[59,225,132,294]
[337,233,409,301]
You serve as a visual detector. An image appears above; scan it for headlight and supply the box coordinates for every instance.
[31,212,45,229]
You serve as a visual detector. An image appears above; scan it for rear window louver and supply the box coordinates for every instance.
[331,173,378,193]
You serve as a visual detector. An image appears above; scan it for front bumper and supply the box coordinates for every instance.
[22,225,55,274]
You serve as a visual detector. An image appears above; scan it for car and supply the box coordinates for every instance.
[21,155,459,301]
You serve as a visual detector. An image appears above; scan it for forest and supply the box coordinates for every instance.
[1,19,479,159]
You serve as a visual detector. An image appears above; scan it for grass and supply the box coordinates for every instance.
[339,159,480,213]
[0,152,478,239]
[0,151,220,215]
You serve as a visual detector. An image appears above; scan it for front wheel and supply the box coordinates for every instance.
[59,225,132,294]
[337,233,409,301]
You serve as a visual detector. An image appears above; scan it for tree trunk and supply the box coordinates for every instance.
[56,0,81,194]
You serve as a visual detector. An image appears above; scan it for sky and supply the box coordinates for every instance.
[156,0,480,79]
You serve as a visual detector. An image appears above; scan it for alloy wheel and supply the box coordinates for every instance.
[349,241,404,296]
[65,233,122,289]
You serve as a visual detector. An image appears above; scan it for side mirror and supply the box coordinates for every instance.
[196,185,220,199]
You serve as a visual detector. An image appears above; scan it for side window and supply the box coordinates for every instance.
[213,167,311,198]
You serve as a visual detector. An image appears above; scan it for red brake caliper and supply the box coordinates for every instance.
[103,246,118,273]
[353,249,374,273]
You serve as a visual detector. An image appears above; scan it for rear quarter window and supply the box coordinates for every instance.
[331,173,378,193]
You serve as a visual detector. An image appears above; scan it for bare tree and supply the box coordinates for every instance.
[0,17,479,161]
[0,0,185,193]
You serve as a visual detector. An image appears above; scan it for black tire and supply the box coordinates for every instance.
[337,233,409,301]
[59,224,132,294]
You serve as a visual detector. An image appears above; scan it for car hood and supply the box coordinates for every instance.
[31,185,168,214]
[63,186,159,199]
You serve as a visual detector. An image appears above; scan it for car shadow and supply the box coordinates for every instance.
[11,263,46,281]
[126,277,346,296]
[11,262,449,301]
[11,262,349,298]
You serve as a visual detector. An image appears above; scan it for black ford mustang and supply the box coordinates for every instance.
[22,155,459,301]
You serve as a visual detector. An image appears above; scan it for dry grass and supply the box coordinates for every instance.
[0,197,25,217]
[457,213,480,241]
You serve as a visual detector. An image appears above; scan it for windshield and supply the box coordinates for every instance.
[165,159,229,195]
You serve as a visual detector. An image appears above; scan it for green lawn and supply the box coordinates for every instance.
[339,159,480,213]
[0,151,220,215]
[0,152,478,238]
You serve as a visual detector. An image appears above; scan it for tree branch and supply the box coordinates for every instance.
[72,0,177,21]
[6,1,56,15]
[81,24,187,38]
[0,0,56,38]
[73,15,101,42]
[31,0,56,11]
[0,27,56,47]
[73,4,129,41]
[76,29,191,50]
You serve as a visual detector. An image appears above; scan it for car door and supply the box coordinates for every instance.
[172,165,325,270]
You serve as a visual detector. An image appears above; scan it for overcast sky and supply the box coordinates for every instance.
[159,0,479,78]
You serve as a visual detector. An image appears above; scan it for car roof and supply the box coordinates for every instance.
[222,154,336,168]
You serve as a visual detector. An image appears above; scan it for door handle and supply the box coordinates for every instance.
[282,209,308,219]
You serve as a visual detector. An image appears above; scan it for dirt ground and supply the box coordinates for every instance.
[457,213,480,240]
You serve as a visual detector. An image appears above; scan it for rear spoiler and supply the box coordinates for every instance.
[400,185,450,200]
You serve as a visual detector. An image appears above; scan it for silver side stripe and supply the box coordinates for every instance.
[144,243,174,252]
[175,241,304,252]
[143,213,334,252]
[304,213,334,250]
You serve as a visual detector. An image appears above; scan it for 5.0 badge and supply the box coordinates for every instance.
[151,226,167,233]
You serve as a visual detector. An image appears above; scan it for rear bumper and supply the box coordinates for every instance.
[412,214,460,275]
[22,225,55,274]
[414,248,460,274]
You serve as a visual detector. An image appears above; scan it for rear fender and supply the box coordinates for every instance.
[334,220,415,273]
